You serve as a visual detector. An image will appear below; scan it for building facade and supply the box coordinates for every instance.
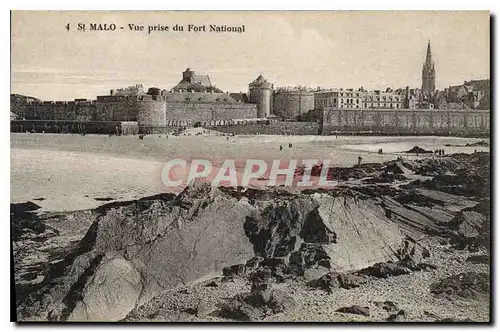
[314,88,403,111]
[314,89,364,110]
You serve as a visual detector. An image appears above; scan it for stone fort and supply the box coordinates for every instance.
[11,68,275,134]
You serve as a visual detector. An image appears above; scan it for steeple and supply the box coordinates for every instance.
[422,39,436,96]
[425,40,433,66]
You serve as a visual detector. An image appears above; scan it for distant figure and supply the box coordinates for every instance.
[139,134,144,140]
[227,137,229,140]
[442,149,445,156]
[280,145,283,151]
[289,143,292,148]
[357,156,363,168]
[474,149,477,154]
[378,148,383,155]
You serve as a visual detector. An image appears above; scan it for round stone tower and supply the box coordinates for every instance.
[249,74,273,118]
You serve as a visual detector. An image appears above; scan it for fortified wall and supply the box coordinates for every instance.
[11,70,265,134]
[273,89,315,120]
[10,120,139,135]
[210,121,320,135]
[165,102,257,123]
[19,100,97,121]
[95,95,167,127]
[322,108,490,136]
[12,93,258,131]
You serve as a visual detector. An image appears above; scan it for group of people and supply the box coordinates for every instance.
[434,149,446,156]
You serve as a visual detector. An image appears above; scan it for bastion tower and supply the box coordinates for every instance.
[249,75,273,118]
[422,40,436,96]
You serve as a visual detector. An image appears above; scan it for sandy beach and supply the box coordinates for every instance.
[11,133,489,211]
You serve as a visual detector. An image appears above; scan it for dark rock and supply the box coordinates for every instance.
[241,289,273,308]
[357,262,412,278]
[204,280,219,288]
[289,243,330,276]
[373,300,399,313]
[259,258,290,282]
[243,198,335,259]
[387,309,406,322]
[449,201,490,251]
[337,274,368,289]
[405,146,433,154]
[336,305,370,317]
[222,264,245,279]
[245,256,264,271]
[217,288,296,321]
[219,300,262,321]
[94,197,115,202]
[11,201,41,214]
[465,140,489,147]
[307,272,340,293]
[465,255,489,265]
[300,208,337,243]
[430,272,489,299]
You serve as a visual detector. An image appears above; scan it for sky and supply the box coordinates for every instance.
[11,11,490,101]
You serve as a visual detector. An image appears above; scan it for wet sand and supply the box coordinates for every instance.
[11,133,489,211]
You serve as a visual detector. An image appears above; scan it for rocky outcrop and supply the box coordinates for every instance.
[430,272,489,299]
[13,153,490,322]
[217,285,296,321]
[16,184,409,321]
[448,200,490,251]
[17,185,256,321]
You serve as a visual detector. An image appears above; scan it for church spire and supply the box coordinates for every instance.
[422,39,436,96]
[425,39,433,67]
